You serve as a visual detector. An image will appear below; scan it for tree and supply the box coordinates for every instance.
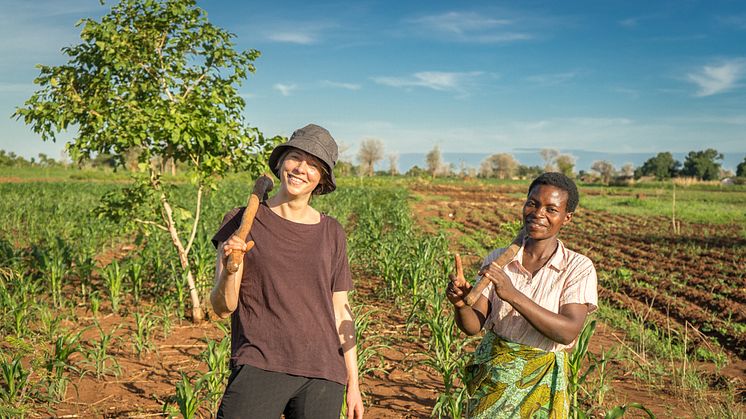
[405,165,428,177]
[555,154,576,177]
[540,148,559,172]
[0,150,31,167]
[14,0,281,322]
[425,145,443,178]
[334,141,354,176]
[357,138,384,176]
[591,160,615,184]
[620,163,635,178]
[737,156,746,177]
[480,153,518,179]
[388,153,399,176]
[517,164,543,179]
[636,152,680,180]
[681,149,723,180]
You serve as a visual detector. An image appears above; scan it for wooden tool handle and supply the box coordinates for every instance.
[226,174,275,274]
[464,228,525,306]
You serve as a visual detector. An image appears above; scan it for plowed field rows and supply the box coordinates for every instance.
[413,183,746,358]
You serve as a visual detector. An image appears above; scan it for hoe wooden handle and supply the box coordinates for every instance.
[464,228,525,306]
[226,174,275,274]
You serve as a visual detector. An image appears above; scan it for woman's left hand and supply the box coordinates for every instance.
[346,383,364,419]
[479,262,517,302]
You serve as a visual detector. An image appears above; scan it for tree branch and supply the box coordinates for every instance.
[184,184,203,255]
[182,71,207,101]
[156,32,175,102]
[133,218,168,231]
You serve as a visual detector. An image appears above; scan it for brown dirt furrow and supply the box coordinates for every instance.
[615,279,746,358]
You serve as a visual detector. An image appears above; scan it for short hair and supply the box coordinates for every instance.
[275,148,332,195]
[527,172,579,212]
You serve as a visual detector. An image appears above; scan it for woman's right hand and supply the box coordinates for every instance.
[446,253,472,308]
[222,234,254,268]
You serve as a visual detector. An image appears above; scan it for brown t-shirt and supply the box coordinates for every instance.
[211,203,353,385]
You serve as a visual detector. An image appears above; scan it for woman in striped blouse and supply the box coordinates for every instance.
[446,172,598,419]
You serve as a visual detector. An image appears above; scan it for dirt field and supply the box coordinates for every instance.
[10,180,746,418]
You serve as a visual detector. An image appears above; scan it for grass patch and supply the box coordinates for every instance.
[581,186,746,224]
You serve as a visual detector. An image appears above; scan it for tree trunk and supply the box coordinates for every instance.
[159,190,204,323]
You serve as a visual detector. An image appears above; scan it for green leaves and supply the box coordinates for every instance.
[682,149,724,181]
[14,0,273,181]
[603,403,656,419]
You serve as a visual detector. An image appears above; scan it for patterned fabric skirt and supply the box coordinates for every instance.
[465,331,569,419]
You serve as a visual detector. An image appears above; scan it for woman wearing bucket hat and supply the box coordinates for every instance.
[210,124,364,419]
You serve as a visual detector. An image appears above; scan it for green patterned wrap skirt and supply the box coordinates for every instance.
[465,331,569,419]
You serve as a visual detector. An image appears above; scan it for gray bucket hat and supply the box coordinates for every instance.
[268,124,338,194]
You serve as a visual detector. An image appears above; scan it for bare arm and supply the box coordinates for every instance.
[332,291,364,419]
[481,263,588,345]
[210,236,250,319]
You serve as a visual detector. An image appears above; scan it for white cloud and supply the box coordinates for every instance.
[372,71,483,92]
[273,83,297,96]
[686,59,746,96]
[717,15,746,30]
[618,17,640,28]
[618,14,662,28]
[610,86,640,99]
[322,80,361,91]
[413,12,511,34]
[524,71,579,86]
[408,11,533,43]
[666,115,746,125]
[266,31,316,45]
[260,20,337,45]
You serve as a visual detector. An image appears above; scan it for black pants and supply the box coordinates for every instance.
[216,364,345,419]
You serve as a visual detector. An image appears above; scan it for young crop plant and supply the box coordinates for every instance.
[128,262,144,303]
[158,306,174,339]
[164,371,210,419]
[37,305,62,341]
[568,320,657,419]
[586,349,612,407]
[83,322,122,380]
[9,300,32,339]
[132,311,156,358]
[569,320,596,419]
[201,334,230,416]
[410,284,474,419]
[0,354,32,411]
[31,237,72,310]
[350,302,388,378]
[74,248,96,300]
[89,291,101,318]
[14,0,284,323]
[103,261,125,314]
[45,330,83,402]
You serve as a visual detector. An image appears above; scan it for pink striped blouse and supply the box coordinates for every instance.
[479,239,598,352]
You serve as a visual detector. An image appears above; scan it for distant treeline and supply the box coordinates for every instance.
[0,149,182,175]
[0,150,65,168]
[3,147,745,184]
[352,143,746,184]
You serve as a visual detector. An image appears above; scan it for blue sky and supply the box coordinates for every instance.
[1,0,745,170]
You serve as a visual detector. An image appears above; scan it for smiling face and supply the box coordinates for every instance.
[522,184,573,240]
[278,148,326,198]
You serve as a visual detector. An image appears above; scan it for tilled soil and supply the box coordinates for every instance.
[22,181,746,417]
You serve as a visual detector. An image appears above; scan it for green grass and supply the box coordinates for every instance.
[595,300,727,366]
[0,166,132,181]
[581,185,746,225]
